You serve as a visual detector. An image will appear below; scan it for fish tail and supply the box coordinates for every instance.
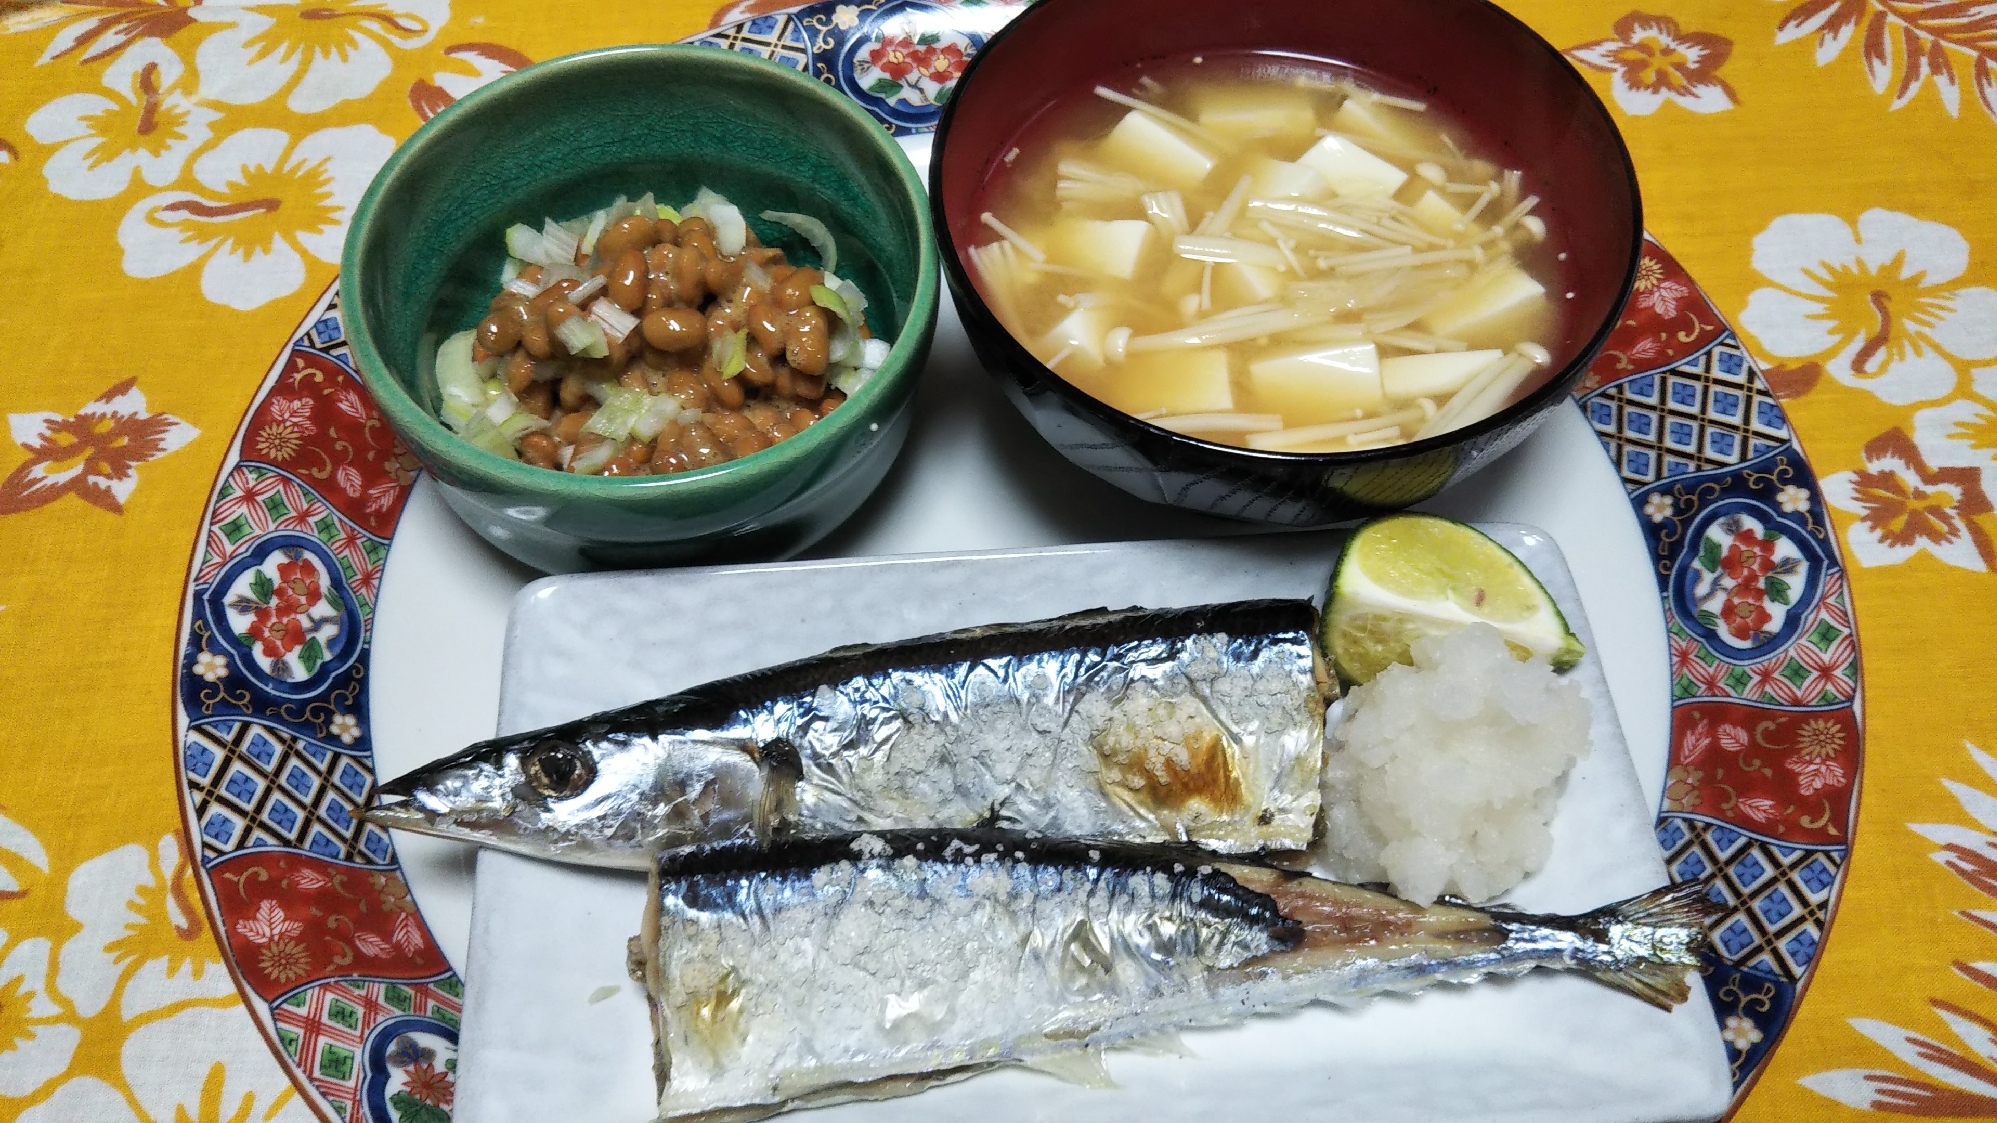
[1549,879,1717,1011]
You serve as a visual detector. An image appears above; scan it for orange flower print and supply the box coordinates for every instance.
[257,938,310,983]
[1824,428,1997,570]
[1776,0,1997,122]
[272,555,324,616]
[0,377,197,515]
[1566,12,1740,115]
[402,1060,454,1108]
[409,42,532,122]
[1664,765,1705,811]
[910,42,967,84]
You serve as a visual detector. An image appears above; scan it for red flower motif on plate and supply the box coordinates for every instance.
[1720,583,1774,642]
[1722,528,1778,582]
[868,34,919,81]
[246,604,306,659]
[273,555,324,615]
[909,41,966,83]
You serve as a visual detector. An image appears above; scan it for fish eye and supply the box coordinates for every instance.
[523,742,595,800]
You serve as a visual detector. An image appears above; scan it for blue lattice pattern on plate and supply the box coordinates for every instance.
[691,10,813,70]
[1585,335,1792,487]
[1656,816,1843,981]
[182,719,392,865]
[272,976,463,1119]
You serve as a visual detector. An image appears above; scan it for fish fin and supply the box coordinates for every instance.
[1115,1029,1195,1058]
[1574,879,1718,1011]
[1023,1047,1117,1089]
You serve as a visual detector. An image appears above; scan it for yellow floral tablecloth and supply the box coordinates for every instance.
[2,1,1994,1119]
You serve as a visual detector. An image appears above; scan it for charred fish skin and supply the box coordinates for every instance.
[639,830,1714,1122]
[369,601,1330,865]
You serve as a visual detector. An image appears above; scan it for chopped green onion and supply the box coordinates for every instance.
[810,284,852,324]
[500,256,522,284]
[555,315,608,358]
[588,299,640,342]
[567,275,607,305]
[569,439,620,475]
[657,204,681,222]
[456,413,518,459]
[831,365,875,395]
[442,399,476,427]
[631,394,683,441]
[830,274,869,322]
[498,412,550,440]
[505,224,544,262]
[484,387,520,424]
[583,387,648,441]
[579,206,612,256]
[685,187,747,255]
[435,330,488,415]
[828,320,862,366]
[540,219,579,266]
[713,329,748,378]
[760,210,837,273]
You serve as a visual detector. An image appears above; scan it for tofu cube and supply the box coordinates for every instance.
[1418,266,1550,344]
[1042,307,1114,372]
[1331,98,1424,148]
[1051,218,1155,280]
[1098,110,1216,191]
[1104,349,1233,415]
[1296,134,1408,198]
[1215,262,1286,306]
[1408,190,1467,237]
[1193,89,1316,141]
[1247,342,1383,423]
[1247,156,1330,200]
[1380,349,1505,402]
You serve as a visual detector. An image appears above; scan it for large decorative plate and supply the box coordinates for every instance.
[168,3,1863,1119]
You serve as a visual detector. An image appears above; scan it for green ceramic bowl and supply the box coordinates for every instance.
[341,45,938,573]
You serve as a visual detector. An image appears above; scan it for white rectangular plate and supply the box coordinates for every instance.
[453,527,1729,1123]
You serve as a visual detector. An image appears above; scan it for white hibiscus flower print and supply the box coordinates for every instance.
[22,39,217,201]
[55,834,235,1021]
[0,938,80,1100]
[1914,394,1997,498]
[20,1010,311,1123]
[117,124,395,310]
[1740,209,1997,406]
[192,0,448,114]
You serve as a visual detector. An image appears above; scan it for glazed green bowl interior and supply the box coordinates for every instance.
[341,44,935,531]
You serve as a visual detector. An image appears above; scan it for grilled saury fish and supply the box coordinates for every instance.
[369,602,1332,866]
[633,829,1713,1121]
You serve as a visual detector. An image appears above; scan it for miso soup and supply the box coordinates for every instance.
[970,56,1569,453]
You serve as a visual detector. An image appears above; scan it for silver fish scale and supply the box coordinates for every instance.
[718,629,1323,852]
[653,849,1290,1116]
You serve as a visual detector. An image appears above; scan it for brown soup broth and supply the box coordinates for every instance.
[968,52,1577,453]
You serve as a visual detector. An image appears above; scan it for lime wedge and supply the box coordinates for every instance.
[1323,514,1585,685]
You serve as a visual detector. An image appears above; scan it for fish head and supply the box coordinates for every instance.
[367,721,795,868]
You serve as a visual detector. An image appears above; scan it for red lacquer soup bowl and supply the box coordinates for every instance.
[929,0,1642,523]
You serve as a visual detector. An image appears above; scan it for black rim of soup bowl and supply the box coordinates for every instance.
[928,0,1644,522]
